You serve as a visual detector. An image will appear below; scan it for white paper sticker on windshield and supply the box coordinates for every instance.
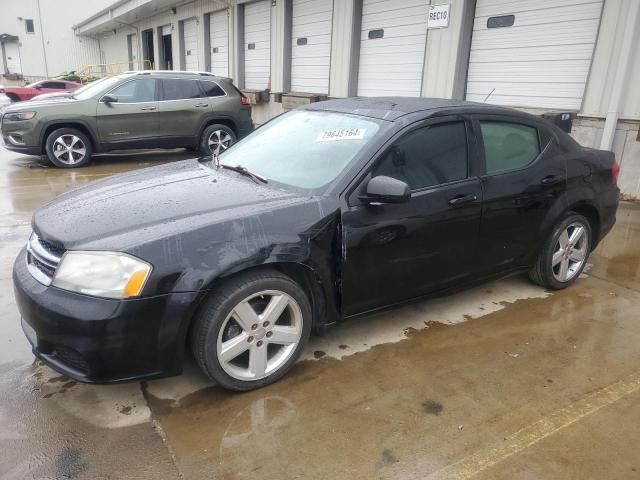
[317,128,366,142]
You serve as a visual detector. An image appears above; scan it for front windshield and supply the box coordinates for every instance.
[220,110,385,189]
[73,76,124,100]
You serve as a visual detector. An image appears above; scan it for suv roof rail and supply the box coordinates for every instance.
[123,70,218,77]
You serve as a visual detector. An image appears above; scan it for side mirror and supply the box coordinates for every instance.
[34,85,42,90]
[360,176,411,205]
[101,94,118,104]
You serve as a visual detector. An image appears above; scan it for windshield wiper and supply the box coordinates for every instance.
[220,163,268,184]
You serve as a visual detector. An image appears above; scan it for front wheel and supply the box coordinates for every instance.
[529,212,592,289]
[190,270,312,391]
[199,124,236,157]
[44,128,93,168]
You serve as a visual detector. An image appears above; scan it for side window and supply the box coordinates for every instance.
[373,122,468,190]
[161,79,202,101]
[480,121,540,174]
[199,81,226,97]
[109,79,156,103]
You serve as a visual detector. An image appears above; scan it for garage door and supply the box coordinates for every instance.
[209,9,229,77]
[291,0,333,94]
[357,0,429,97]
[183,18,199,71]
[244,0,271,90]
[466,0,603,110]
[5,43,22,74]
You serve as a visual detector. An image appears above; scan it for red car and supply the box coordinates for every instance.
[0,79,82,102]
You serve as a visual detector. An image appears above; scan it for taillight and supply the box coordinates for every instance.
[0,88,4,94]
[612,159,620,186]
[241,96,249,106]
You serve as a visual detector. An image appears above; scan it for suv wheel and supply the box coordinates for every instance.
[45,128,93,168]
[200,124,236,156]
[529,212,592,289]
[190,269,312,391]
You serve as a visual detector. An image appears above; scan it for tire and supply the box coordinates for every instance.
[199,124,236,157]
[529,212,592,289]
[190,269,312,391]
[45,128,93,168]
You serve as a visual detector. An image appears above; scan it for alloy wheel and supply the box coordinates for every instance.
[216,290,303,381]
[208,130,233,155]
[552,222,589,282]
[52,134,86,165]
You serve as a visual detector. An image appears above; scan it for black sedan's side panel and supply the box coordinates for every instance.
[473,116,568,274]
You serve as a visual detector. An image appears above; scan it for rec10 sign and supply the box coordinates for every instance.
[427,4,450,29]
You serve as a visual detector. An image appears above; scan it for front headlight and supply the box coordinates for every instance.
[3,111,36,121]
[52,251,152,299]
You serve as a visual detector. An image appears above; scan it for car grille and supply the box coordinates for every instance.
[26,232,65,285]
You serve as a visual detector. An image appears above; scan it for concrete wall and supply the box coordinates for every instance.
[0,0,112,81]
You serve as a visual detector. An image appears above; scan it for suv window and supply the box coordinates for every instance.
[373,122,468,190]
[110,79,156,103]
[161,79,202,101]
[480,121,540,174]
[199,81,226,97]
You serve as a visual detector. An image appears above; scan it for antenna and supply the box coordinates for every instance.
[483,88,496,103]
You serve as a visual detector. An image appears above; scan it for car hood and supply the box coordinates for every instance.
[33,159,316,250]
[4,97,78,112]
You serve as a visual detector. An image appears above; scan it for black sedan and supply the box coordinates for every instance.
[13,98,619,391]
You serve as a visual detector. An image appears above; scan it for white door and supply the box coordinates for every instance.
[209,9,229,77]
[5,43,22,74]
[357,0,429,97]
[291,0,333,94]
[244,0,271,90]
[183,18,199,71]
[466,0,604,110]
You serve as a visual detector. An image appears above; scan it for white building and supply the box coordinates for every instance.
[1,0,639,197]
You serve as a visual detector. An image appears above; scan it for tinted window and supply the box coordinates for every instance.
[480,121,540,174]
[199,81,225,97]
[374,122,468,190]
[40,82,67,89]
[161,79,202,101]
[109,79,156,103]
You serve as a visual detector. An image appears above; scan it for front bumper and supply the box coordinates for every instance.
[1,117,42,155]
[13,248,200,383]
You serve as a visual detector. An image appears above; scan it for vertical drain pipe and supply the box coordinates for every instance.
[599,0,640,150]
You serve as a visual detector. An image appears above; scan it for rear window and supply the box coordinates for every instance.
[199,81,226,97]
[161,79,202,101]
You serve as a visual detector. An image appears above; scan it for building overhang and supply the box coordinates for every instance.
[73,0,196,36]
[0,34,19,44]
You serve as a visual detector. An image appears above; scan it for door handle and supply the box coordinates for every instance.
[448,193,477,206]
[194,103,208,108]
[540,175,562,185]
[140,106,156,111]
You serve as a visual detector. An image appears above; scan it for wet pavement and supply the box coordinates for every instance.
[1,145,639,479]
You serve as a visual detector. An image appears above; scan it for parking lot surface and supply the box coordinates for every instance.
[1,146,639,479]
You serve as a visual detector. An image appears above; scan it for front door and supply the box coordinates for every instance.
[96,77,159,145]
[341,118,482,316]
[473,116,567,274]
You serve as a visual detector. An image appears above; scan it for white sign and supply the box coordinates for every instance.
[317,129,366,142]
[427,4,450,29]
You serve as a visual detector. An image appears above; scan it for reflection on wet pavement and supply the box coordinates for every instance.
[1,145,639,479]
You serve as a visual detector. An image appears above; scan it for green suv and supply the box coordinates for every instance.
[0,71,253,167]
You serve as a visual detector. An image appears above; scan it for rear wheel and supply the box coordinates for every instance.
[199,124,236,157]
[190,270,312,391]
[529,212,592,289]
[44,128,93,168]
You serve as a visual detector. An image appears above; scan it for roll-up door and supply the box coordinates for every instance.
[183,18,199,71]
[209,9,229,77]
[357,0,429,97]
[291,0,333,94]
[466,0,604,109]
[244,0,271,90]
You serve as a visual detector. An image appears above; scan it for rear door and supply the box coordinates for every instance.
[157,78,208,142]
[474,115,567,274]
[341,117,483,315]
[96,77,159,145]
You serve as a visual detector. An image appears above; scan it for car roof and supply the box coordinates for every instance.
[302,97,535,122]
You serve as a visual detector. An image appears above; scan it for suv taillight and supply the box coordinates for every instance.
[241,96,249,106]
[612,159,620,186]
